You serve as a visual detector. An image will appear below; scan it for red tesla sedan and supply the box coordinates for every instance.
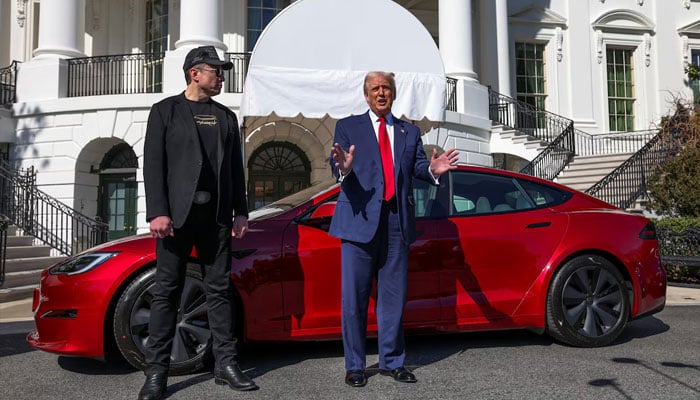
[27,166,666,374]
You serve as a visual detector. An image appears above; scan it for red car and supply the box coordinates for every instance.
[27,166,666,374]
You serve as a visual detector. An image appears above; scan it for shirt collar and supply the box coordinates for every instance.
[368,110,393,125]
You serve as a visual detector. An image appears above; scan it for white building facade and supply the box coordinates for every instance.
[0,0,699,240]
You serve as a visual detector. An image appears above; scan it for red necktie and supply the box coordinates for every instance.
[378,116,395,201]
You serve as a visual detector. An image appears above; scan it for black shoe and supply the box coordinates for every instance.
[345,370,367,387]
[214,364,259,391]
[138,372,167,400]
[381,366,417,383]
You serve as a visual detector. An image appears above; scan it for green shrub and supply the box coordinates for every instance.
[647,146,700,217]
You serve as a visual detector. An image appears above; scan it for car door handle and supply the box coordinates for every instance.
[525,222,551,229]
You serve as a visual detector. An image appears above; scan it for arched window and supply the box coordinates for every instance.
[98,143,138,240]
[248,141,310,210]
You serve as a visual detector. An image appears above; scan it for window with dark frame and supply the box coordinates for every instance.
[247,0,290,52]
[145,0,168,92]
[606,48,635,132]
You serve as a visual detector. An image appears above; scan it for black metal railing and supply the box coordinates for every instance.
[1,60,19,106]
[224,52,251,93]
[0,160,108,255]
[519,122,576,180]
[446,77,457,112]
[488,88,574,144]
[585,131,673,209]
[67,53,165,97]
[488,88,576,180]
[0,214,8,286]
[658,227,700,268]
[574,128,658,157]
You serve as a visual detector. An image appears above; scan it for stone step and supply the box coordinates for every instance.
[6,235,34,247]
[563,160,626,172]
[4,245,52,259]
[5,256,66,273]
[1,270,42,289]
[568,154,631,165]
[0,284,36,304]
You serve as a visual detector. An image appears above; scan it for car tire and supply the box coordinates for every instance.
[546,255,630,347]
[113,263,213,375]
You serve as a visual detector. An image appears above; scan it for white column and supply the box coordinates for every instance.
[33,0,85,58]
[175,0,226,50]
[164,0,227,93]
[494,0,511,97]
[439,0,477,80]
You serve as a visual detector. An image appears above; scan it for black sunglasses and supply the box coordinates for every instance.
[198,67,224,77]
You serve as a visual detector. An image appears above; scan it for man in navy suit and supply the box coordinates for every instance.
[329,71,459,387]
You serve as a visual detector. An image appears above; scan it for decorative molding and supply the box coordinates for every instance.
[638,0,644,5]
[644,33,651,66]
[556,27,563,62]
[677,21,700,37]
[509,6,567,28]
[592,9,655,34]
[128,0,135,17]
[682,35,689,65]
[17,0,28,28]
[596,30,603,64]
[683,0,691,10]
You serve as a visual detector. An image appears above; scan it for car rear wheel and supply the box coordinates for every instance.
[113,263,213,375]
[546,255,630,347]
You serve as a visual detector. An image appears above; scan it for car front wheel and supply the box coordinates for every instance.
[546,255,630,347]
[113,263,213,374]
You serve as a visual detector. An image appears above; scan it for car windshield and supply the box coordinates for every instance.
[248,179,339,220]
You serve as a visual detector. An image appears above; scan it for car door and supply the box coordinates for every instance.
[436,170,569,324]
[284,178,441,335]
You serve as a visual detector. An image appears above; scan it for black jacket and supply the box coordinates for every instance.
[144,92,248,228]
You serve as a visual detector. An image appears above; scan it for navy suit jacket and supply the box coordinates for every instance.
[328,112,433,244]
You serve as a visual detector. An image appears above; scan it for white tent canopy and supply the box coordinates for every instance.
[240,0,446,124]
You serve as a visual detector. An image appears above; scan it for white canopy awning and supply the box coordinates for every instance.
[240,0,446,124]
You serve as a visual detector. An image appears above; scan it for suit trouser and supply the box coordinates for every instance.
[341,199,409,371]
[144,202,237,375]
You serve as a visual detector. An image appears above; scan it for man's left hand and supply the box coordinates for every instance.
[430,148,459,177]
[232,215,248,239]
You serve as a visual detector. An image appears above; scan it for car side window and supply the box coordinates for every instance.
[517,179,572,208]
[449,171,532,216]
[412,178,436,218]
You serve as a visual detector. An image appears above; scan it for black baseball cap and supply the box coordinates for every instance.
[182,46,233,71]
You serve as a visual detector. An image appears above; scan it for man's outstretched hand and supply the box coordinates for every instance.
[429,148,459,177]
[331,143,355,176]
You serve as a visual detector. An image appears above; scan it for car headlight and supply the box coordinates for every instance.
[49,252,119,275]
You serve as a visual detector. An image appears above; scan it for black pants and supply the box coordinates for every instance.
[144,202,237,374]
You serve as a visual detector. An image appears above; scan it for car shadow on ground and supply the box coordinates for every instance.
[611,315,670,344]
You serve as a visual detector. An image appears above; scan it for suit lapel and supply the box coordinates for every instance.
[361,112,381,164]
[213,104,228,171]
[392,114,406,178]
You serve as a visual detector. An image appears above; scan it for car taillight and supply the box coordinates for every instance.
[639,222,657,239]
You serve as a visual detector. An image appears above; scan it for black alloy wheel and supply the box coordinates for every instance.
[113,263,213,374]
[546,255,630,347]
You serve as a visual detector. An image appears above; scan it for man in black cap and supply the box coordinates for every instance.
[138,45,256,400]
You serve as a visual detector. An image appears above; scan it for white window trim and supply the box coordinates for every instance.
[592,10,655,132]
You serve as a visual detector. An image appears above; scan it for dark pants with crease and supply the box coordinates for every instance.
[144,201,237,375]
[341,198,409,372]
